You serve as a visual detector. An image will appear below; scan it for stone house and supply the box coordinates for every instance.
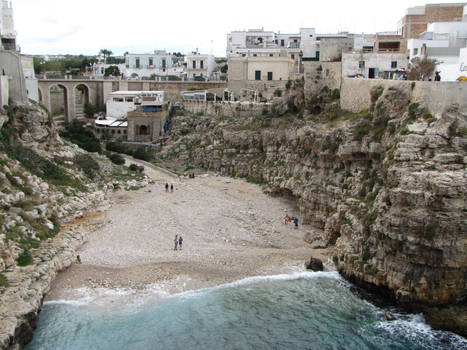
[127,105,168,142]
[227,55,295,99]
[342,52,408,79]
[185,51,216,81]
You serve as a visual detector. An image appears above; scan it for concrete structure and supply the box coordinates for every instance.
[342,52,408,79]
[127,105,168,142]
[125,51,174,79]
[0,0,16,51]
[37,79,226,122]
[398,3,467,39]
[374,32,407,53]
[0,50,27,104]
[227,28,316,73]
[227,55,295,98]
[340,77,467,115]
[106,90,164,119]
[181,90,217,101]
[185,51,215,80]
[0,74,7,106]
[94,118,127,140]
[21,55,38,102]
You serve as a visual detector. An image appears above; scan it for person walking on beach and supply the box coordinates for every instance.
[165,183,169,192]
[174,234,179,250]
[170,184,174,192]
[293,217,299,229]
[178,235,183,250]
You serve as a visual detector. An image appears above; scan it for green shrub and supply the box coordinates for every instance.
[17,251,33,266]
[331,89,340,100]
[133,148,153,162]
[60,120,102,153]
[108,153,125,165]
[354,121,371,141]
[273,89,282,97]
[74,154,100,179]
[0,273,8,287]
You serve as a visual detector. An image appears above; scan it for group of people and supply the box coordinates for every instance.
[173,234,183,250]
[284,215,299,228]
[165,183,174,192]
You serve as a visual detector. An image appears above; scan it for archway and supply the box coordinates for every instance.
[49,84,68,123]
[75,84,90,119]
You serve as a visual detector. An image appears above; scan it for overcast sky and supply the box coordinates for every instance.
[11,0,464,57]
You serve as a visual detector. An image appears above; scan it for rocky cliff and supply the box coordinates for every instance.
[0,102,149,349]
[158,86,466,335]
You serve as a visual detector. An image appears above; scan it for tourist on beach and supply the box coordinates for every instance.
[76,255,82,264]
[165,183,169,192]
[170,184,174,192]
[284,215,291,224]
[174,234,179,250]
[434,71,441,81]
[293,217,299,229]
[178,235,183,250]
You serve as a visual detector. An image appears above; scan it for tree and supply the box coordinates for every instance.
[104,65,120,77]
[220,64,228,74]
[407,57,438,81]
[99,49,113,62]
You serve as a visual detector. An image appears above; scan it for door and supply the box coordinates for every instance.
[368,68,375,79]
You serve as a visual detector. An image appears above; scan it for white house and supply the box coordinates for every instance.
[125,51,174,79]
[106,91,164,119]
[407,17,467,81]
[342,52,408,79]
[226,28,316,73]
[185,51,215,80]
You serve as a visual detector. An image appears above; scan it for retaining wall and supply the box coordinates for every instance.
[182,100,269,118]
[340,78,467,115]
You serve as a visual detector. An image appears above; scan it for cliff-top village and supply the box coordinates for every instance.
[0,1,466,349]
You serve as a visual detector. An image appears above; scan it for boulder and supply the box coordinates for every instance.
[306,256,324,271]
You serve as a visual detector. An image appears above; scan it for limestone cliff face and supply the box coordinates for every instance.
[159,87,466,335]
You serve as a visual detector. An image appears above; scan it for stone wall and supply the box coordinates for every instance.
[341,78,467,115]
[181,100,269,118]
[0,50,27,104]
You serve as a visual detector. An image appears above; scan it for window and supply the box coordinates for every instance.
[149,58,153,66]
[135,58,140,68]
[200,60,204,69]
[281,39,285,46]
[291,54,295,60]
[391,61,397,69]
[113,98,124,102]
[414,48,418,55]
[242,54,246,57]
[269,54,273,57]
[125,97,134,102]
[359,61,365,68]
[192,61,196,69]
[162,59,166,68]
[255,70,261,80]
[267,72,273,80]
[253,54,257,57]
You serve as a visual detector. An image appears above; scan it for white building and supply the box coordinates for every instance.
[185,51,215,80]
[0,0,16,51]
[125,51,174,79]
[226,28,316,72]
[342,52,408,79]
[106,91,164,119]
[407,14,467,81]
[20,55,39,102]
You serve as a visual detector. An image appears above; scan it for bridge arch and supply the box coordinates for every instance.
[48,83,69,122]
[74,83,91,119]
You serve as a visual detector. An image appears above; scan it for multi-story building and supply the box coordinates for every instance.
[125,51,174,79]
[407,18,467,80]
[185,51,215,80]
[226,28,317,73]
[398,2,467,39]
[0,0,16,50]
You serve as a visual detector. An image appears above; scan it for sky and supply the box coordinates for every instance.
[11,0,465,57]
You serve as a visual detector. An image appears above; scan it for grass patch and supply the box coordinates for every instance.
[17,251,33,266]
[0,273,8,288]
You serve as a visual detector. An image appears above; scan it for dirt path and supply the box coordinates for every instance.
[47,160,330,300]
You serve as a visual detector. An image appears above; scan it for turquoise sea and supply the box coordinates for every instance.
[26,272,467,350]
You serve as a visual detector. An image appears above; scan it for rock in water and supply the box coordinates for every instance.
[306,257,324,271]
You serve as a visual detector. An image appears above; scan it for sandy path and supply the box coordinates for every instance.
[47,159,330,300]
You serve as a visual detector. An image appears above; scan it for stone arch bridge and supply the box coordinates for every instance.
[37,79,227,122]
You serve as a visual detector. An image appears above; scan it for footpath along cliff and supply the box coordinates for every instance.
[157,83,466,335]
[0,102,149,349]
